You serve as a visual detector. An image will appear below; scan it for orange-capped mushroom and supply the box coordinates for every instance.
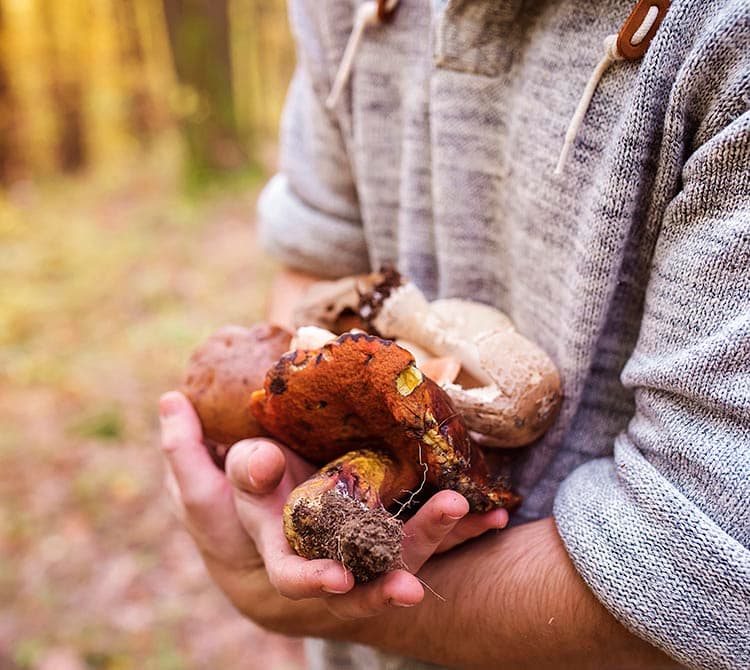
[250,332,519,581]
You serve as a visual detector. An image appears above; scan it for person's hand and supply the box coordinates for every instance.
[159,390,509,632]
[160,390,339,635]
[223,431,510,621]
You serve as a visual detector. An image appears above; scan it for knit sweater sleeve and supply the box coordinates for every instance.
[257,0,369,278]
[554,92,750,670]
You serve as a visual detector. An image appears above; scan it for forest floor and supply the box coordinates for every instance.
[0,152,307,670]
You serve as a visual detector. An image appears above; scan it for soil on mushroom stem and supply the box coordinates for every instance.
[291,492,404,583]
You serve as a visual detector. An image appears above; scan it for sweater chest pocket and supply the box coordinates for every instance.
[433,0,523,77]
[427,1,523,301]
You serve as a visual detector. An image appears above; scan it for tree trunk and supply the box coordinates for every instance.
[38,0,86,172]
[162,0,247,185]
[0,1,24,184]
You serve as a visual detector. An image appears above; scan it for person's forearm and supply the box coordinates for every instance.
[265,267,323,330]
[341,518,677,670]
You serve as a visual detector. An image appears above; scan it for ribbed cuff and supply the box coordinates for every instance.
[554,441,750,670]
[257,174,370,278]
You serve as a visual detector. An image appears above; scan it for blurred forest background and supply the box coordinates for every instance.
[1,1,304,668]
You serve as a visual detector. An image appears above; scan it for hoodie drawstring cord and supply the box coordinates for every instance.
[554,35,624,175]
[326,0,400,110]
[555,0,670,174]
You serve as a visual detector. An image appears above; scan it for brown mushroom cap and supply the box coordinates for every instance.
[291,272,563,447]
[182,324,292,466]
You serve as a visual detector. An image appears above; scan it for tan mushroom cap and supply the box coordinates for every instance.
[292,272,384,332]
[444,328,562,446]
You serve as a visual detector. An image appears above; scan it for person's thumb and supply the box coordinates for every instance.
[225,439,287,496]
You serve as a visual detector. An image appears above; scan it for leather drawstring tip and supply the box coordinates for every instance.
[554,0,670,175]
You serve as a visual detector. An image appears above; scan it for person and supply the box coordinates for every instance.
[159,0,750,668]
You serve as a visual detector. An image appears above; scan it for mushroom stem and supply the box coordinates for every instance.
[370,284,495,385]
[283,448,419,582]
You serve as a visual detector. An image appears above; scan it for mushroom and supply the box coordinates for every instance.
[293,272,562,447]
[181,324,293,467]
[250,332,519,582]
[292,273,381,334]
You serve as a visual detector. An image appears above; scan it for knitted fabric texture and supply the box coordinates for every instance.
[258,0,750,668]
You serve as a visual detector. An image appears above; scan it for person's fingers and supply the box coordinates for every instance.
[434,507,509,553]
[227,455,355,600]
[233,497,355,598]
[324,570,424,619]
[159,391,229,522]
[225,439,287,495]
[400,490,469,572]
[163,468,187,524]
[265,553,355,599]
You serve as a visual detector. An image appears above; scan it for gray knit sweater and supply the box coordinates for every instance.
[257,0,750,668]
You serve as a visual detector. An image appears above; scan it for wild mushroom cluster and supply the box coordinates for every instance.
[181,270,562,582]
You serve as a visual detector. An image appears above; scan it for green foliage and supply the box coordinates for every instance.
[147,633,189,670]
[68,408,126,441]
[13,638,45,669]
